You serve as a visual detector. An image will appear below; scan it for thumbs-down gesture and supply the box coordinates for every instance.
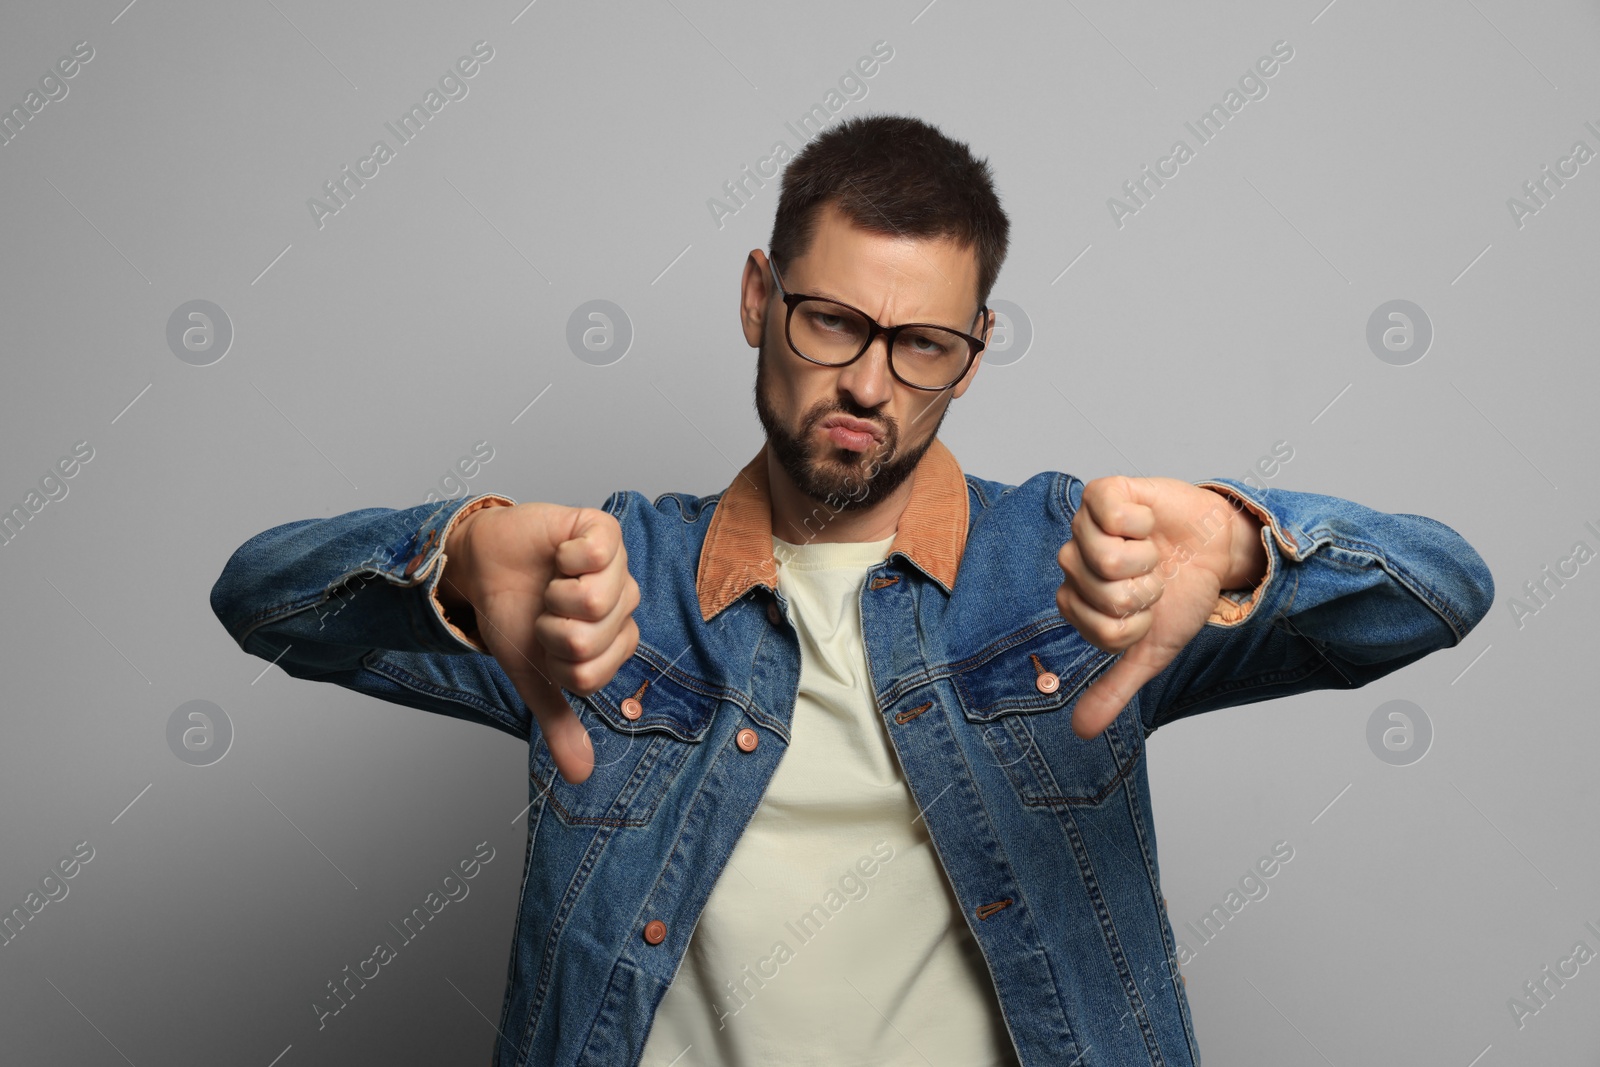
[1056,477,1266,740]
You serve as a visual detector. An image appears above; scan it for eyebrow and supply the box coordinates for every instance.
[792,281,980,334]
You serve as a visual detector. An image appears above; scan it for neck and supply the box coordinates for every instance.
[766,448,912,546]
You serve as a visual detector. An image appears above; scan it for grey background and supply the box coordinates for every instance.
[1,0,1596,1064]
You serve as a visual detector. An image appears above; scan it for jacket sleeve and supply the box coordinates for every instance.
[208,492,532,741]
[1132,477,1496,736]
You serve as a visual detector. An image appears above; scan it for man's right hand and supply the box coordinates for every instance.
[437,502,640,785]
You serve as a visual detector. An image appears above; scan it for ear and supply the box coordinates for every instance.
[740,250,774,349]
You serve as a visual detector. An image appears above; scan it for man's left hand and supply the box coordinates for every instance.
[1056,476,1266,740]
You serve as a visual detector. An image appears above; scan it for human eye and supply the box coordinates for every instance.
[900,327,960,358]
[803,304,862,337]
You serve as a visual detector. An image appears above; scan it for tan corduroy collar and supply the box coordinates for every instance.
[694,437,970,622]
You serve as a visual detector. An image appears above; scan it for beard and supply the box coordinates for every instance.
[752,336,950,513]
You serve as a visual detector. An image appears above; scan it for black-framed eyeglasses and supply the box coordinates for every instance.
[768,256,989,392]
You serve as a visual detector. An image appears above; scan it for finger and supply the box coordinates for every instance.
[1058,582,1154,652]
[1064,562,1166,621]
[501,659,597,785]
[537,700,597,785]
[540,614,640,700]
[473,585,601,784]
[1082,478,1157,540]
[543,553,631,622]
[1070,636,1173,739]
[1058,542,1166,620]
[1070,510,1161,583]
[537,565,640,666]
[536,584,641,687]
[553,510,620,578]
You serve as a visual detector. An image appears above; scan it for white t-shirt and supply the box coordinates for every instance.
[640,533,1020,1067]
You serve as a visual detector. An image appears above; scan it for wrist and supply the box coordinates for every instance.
[437,502,493,621]
[1223,506,1267,589]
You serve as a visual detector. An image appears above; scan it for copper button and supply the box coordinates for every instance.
[1035,671,1060,694]
[766,601,782,625]
[643,920,667,945]
[736,728,759,752]
[620,697,643,720]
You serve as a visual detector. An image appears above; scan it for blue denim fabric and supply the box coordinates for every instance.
[209,469,1494,1066]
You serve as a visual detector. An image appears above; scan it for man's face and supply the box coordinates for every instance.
[743,202,990,512]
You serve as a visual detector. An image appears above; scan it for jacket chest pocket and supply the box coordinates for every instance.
[952,621,1144,808]
[529,651,718,829]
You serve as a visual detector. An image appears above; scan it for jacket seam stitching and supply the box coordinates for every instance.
[520,824,616,1061]
[363,652,530,738]
[1310,534,1470,642]
[1016,743,1145,807]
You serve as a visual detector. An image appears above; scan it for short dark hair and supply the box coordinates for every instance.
[768,114,1010,310]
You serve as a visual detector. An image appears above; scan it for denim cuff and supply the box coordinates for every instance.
[1191,478,1301,627]
[402,492,518,653]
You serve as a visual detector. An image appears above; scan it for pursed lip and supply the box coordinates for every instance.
[819,414,885,442]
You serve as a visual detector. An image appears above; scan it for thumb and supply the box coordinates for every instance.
[515,665,597,784]
[542,704,597,785]
[1070,637,1173,739]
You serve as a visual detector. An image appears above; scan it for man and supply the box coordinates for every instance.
[210,114,1495,1066]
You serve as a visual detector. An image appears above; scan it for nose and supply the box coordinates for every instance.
[835,333,895,409]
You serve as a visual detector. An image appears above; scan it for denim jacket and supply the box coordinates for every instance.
[209,437,1494,1066]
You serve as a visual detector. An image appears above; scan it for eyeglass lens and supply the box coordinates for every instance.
[789,299,971,388]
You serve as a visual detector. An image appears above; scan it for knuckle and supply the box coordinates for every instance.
[568,663,600,694]
[1114,582,1139,614]
[1083,626,1116,653]
[545,618,585,660]
[591,509,621,540]
[558,635,588,663]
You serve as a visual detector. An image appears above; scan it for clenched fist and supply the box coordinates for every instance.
[436,502,641,785]
[1056,476,1266,741]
